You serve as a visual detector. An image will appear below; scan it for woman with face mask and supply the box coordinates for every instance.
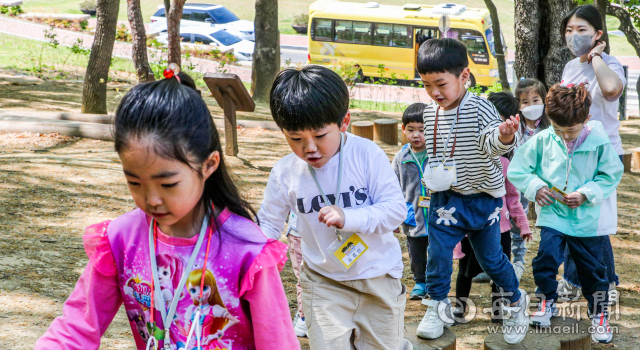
[558,4,624,307]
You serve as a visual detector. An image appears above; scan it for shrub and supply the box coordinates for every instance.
[79,0,97,10]
[292,13,309,26]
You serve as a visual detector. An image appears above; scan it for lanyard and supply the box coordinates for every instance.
[409,148,426,178]
[148,215,212,349]
[563,143,577,191]
[432,92,467,161]
[308,132,345,241]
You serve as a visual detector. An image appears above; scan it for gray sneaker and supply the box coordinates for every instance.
[530,299,557,328]
[473,272,491,283]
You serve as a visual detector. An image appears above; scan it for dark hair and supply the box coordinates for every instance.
[114,74,258,249]
[402,103,427,126]
[177,71,201,95]
[545,84,592,127]
[269,65,349,132]
[561,5,603,45]
[514,78,551,132]
[417,38,468,76]
[487,92,520,121]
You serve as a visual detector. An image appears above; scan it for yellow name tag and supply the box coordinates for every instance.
[418,196,431,208]
[550,186,567,205]
[332,233,368,270]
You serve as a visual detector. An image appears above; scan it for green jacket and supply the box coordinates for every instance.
[507,121,623,237]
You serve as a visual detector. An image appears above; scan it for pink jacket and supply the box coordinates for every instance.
[500,157,531,235]
[34,208,300,350]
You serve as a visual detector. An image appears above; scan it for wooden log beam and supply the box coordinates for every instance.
[351,121,374,141]
[0,115,112,141]
[374,118,398,145]
[404,323,456,350]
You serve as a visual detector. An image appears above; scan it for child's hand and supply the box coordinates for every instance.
[536,186,554,207]
[318,205,345,229]
[498,114,520,144]
[521,232,533,242]
[564,192,587,209]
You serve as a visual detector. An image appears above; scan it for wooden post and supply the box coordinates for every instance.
[550,317,591,350]
[401,129,408,145]
[374,118,398,145]
[633,147,640,172]
[619,65,628,121]
[222,89,238,156]
[351,121,374,140]
[203,73,255,157]
[484,332,561,350]
[404,323,456,350]
[622,150,632,173]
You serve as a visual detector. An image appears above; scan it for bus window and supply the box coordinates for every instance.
[312,18,333,41]
[373,23,393,46]
[415,27,438,48]
[335,20,355,43]
[447,29,490,64]
[354,22,372,45]
[392,25,411,48]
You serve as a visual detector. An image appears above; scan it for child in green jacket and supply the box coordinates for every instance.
[508,84,623,344]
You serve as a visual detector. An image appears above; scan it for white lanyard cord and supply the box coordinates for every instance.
[149,215,209,348]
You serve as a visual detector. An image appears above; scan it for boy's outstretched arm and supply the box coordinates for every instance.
[477,101,519,157]
[340,148,407,235]
[257,170,291,241]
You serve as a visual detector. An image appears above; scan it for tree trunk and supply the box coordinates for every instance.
[593,0,610,54]
[251,0,280,102]
[515,0,571,88]
[127,0,154,83]
[81,0,119,114]
[540,0,572,87]
[484,0,510,91]
[607,3,640,111]
[167,0,186,67]
[514,0,540,81]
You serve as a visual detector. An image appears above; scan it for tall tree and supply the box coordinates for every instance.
[81,0,120,114]
[252,0,280,102]
[484,0,510,90]
[167,0,187,67]
[127,0,154,83]
[514,0,572,88]
[607,2,640,106]
[594,0,611,54]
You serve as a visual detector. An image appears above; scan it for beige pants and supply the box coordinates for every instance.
[300,262,407,350]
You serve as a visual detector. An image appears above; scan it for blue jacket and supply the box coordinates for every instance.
[507,121,623,237]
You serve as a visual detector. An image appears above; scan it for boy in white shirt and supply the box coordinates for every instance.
[258,65,409,350]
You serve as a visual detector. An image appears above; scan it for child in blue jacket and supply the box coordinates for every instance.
[508,84,623,344]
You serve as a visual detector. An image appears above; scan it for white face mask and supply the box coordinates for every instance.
[566,33,596,57]
[422,163,455,192]
[521,104,545,121]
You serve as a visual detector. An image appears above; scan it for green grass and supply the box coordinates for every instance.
[349,99,408,113]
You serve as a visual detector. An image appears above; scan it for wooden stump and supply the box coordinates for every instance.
[622,150,632,172]
[401,130,408,145]
[404,323,456,350]
[374,118,398,145]
[632,147,640,172]
[484,332,561,350]
[351,121,374,141]
[549,317,591,350]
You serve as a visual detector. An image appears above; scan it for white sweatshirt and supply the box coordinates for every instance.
[258,133,406,281]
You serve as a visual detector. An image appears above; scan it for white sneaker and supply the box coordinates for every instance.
[591,313,613,343]
[530,299,557,327]
[502,289,529,344]
[416,298,454,339]
[293,312,308,337]
[512,261,525,282]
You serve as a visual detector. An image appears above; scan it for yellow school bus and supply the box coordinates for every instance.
[308,1,503,87]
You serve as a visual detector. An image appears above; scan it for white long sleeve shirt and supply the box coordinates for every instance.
[258,133,406,281]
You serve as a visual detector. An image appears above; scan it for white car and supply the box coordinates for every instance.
[156,27,255,61]
[150,3,255,41]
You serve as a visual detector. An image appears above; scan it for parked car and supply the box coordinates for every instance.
[150,3,255,41]
[156,27,255,61]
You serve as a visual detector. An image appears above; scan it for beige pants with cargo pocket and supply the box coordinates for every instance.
[300,262,407,350]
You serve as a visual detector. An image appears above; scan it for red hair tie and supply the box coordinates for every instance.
[163,63,181,83]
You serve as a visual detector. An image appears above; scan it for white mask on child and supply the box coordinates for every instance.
[521,104,545,121]
[422,163,455,192]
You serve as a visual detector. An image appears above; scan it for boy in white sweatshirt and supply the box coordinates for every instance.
[257,65,409,350]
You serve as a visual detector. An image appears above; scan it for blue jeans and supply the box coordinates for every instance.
[426,190,521,303]
[533,227,609,314]
[510,193,529,265]
[563,235,618,287]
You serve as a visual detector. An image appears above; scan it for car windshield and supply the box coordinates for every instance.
[212,30,241,46]
[208,7,239,24]
[485,27,496,56]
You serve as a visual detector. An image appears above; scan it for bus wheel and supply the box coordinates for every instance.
[465,73,476,90]
[354,69,365,84]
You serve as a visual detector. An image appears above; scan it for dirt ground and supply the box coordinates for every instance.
[1,78,640,349]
